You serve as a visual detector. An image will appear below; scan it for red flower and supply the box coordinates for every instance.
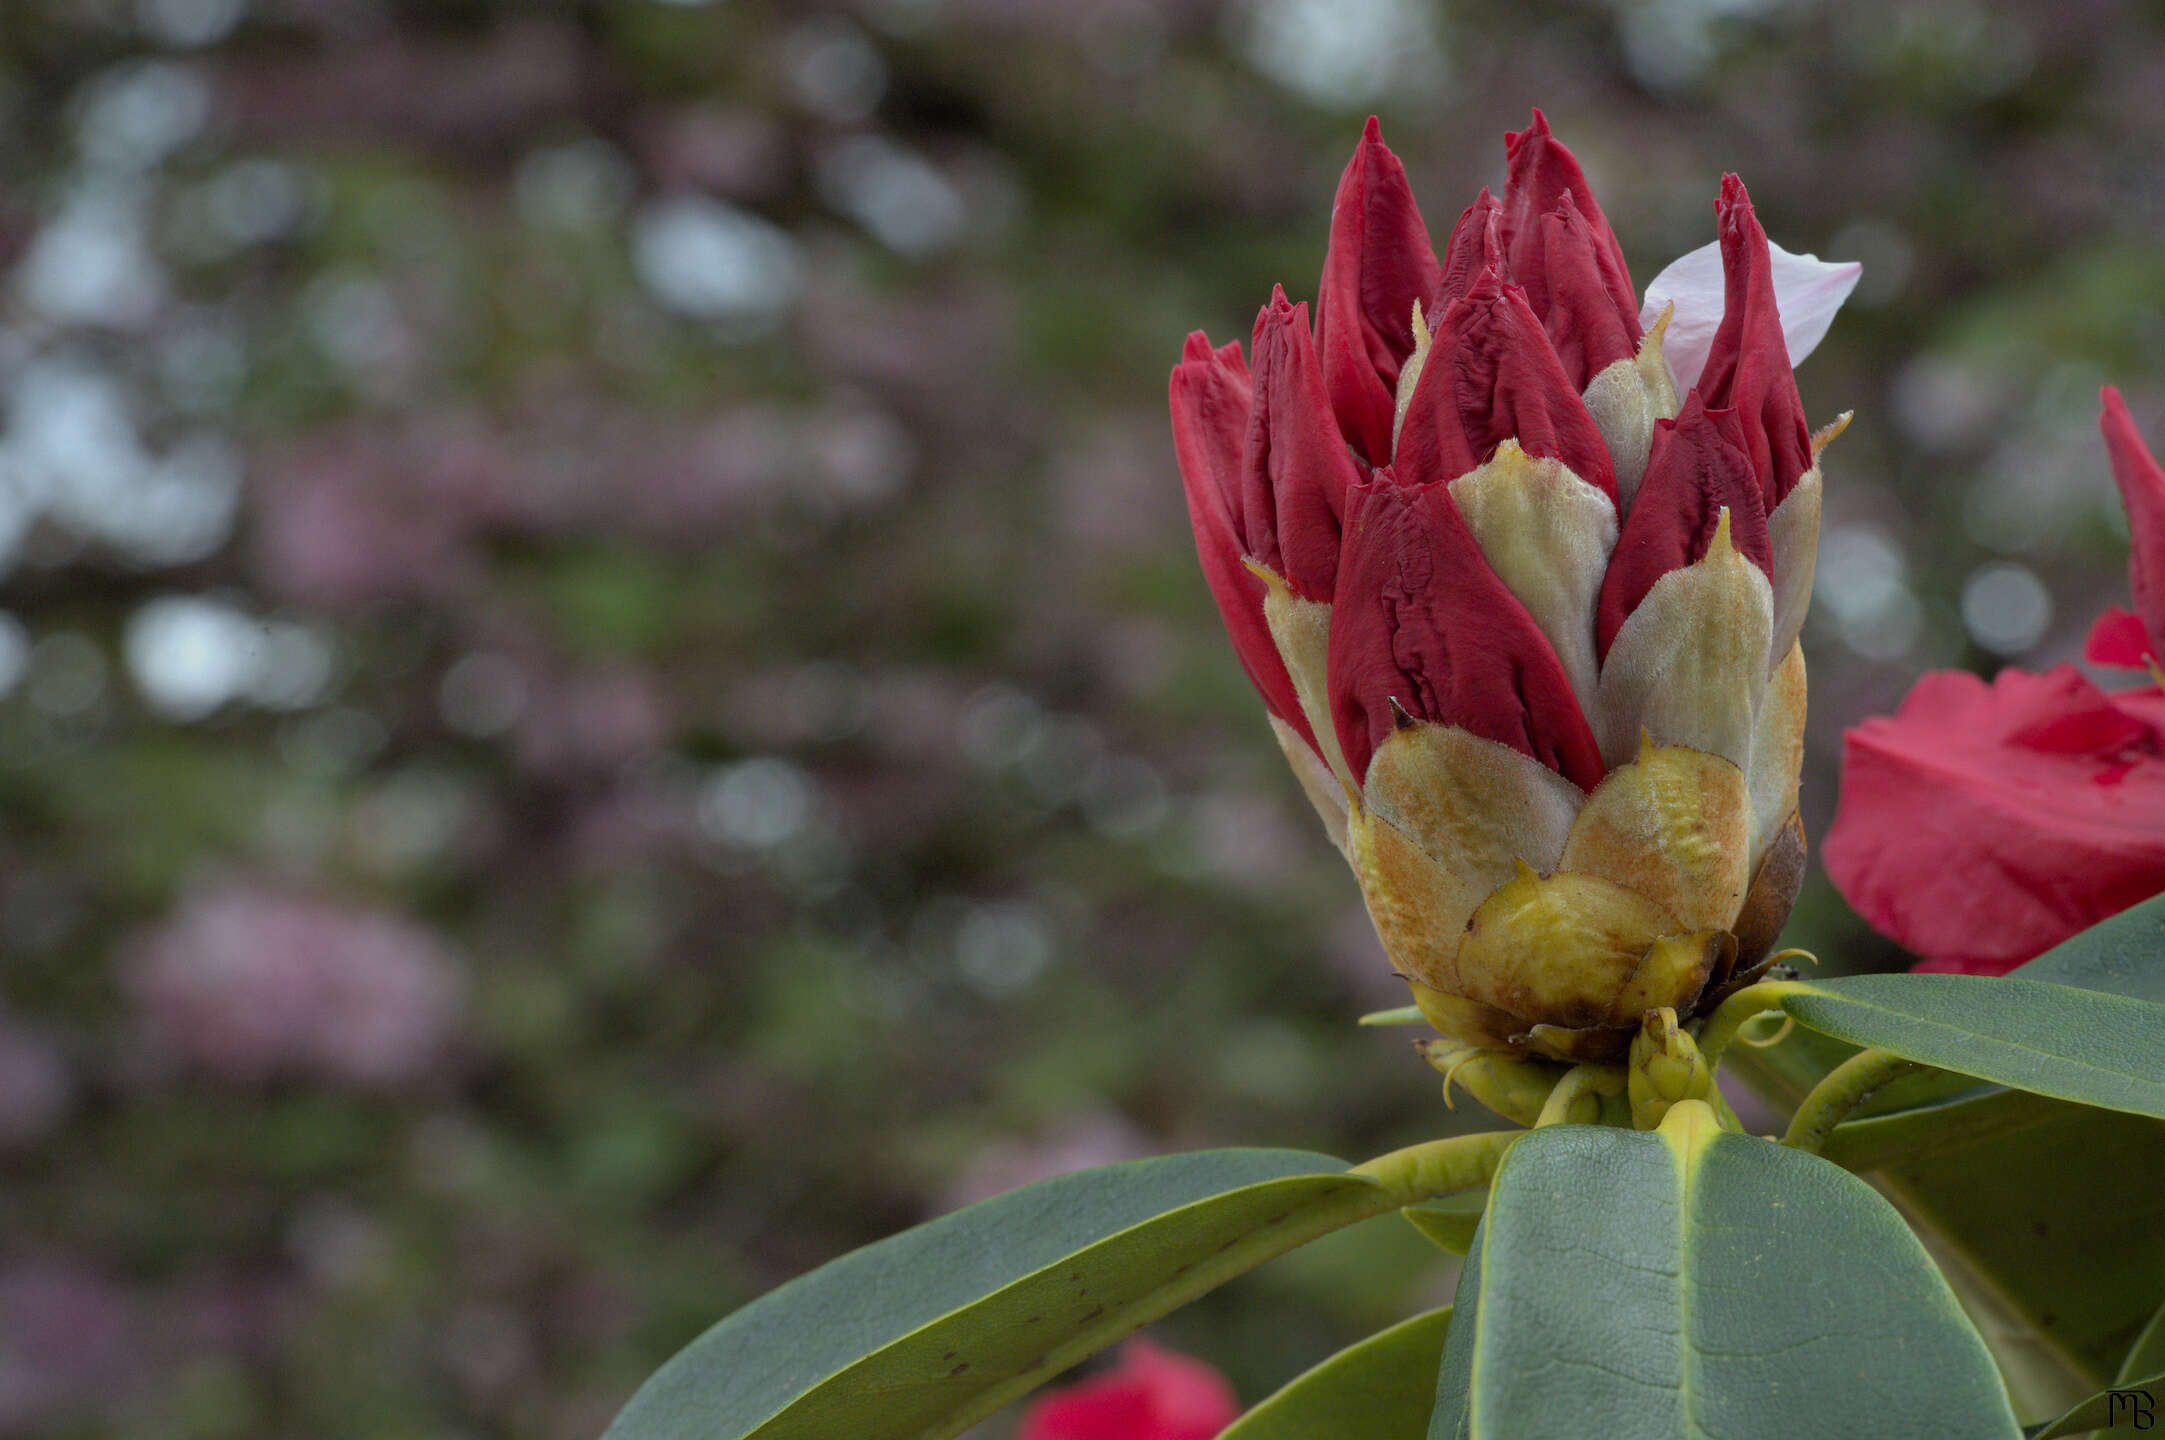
[1168,113,1855,1060]
[1014,1340,1240,1440]
[1825,389,2165,973]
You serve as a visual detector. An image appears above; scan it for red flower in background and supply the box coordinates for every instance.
[1170,113,1858,1059]
[1824,388,2165,973]
[1014,1340,1239,1440]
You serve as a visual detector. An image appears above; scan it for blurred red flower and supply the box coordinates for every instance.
[1824,388,2165,972]
[1013,1339,1240,1440]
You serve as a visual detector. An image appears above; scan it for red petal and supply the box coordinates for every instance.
[2101,386,2165,661]
[1500,109,1636,331]
[1594,395,1771,658]
[1393,271,1618,501]
[1516,191,1643,391]
[1436,189,1505,307]
[1244,289,1361,600]
[1315,117,1446,467]
[1822,664,2165,973]
[1016,1340,1241,1440]
[2086,605,2156,669]
[1695,176,1813,507]
[1170,331,1315,750]
[1327,473,1605,789]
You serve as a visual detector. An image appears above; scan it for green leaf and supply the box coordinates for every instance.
[2121,1295,2165,1385]
[1221,1308,1453,1440]
[1430,1106,2020,1440]
[1399,1191,1486,1256]
[1359,1005,1426,1027]
[1772,975,2165,1120]
[1821,1085,2067,1172]
[2026,1370,2165,1438]
[604,1149,1401,1440]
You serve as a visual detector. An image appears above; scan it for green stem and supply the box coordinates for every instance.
[1782,1047,1922,1154]
[1350,1129,1520,1207]
[1696,979,1803,1070]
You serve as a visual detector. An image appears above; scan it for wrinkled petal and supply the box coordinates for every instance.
[1595,395,1771,661]
[1824,665,2165,974]
[1499,109,1635,330]
[1517,191,1643,391]
[1690,176,1814,507]
[1016,1339,1241,1440]
[1448,440,1617,711]
[1328,473,1605,789]
[1244,288,1361,599]
[2087,605,2155,668]
[1394,270,1618,502]
[1170,331,1314,749]
[1437,190,1505,308]
[1642,235,1862,395]
[1591,507,1774,772]
[1316,116,1446,467]
[2101,386,2165,662]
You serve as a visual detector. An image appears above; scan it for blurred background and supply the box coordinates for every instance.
[0,0,2159,1435]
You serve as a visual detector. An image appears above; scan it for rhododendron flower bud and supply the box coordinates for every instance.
[1015,1339,1239,1440]
[1826,388,2165,973]
[1169,113,1856,1062]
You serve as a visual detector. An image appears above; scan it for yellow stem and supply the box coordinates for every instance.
[1782,1048,1922,1154]
[1695,980,1804,1070]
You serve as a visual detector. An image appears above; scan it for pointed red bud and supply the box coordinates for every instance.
[1316,117,1446,467]
[1518,191,1643,391]
[1437,189,1505,307]
[1696,175,1813,507]
[2098,386,2165,666]
[1170,331,1317,750]
[1327,474,1606,790]
[1595,394,1772,659]
[1393,270,1619,501]
[1243,288,1361,600]
[1501,110,1636,327]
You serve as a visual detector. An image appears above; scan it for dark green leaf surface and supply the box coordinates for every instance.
[1861,1098,2165,1413]
[1220,1308,1452,1440]
[1429,1108,2019,1440]
[604,1149,1395,1440]
[1775,976,2165,1120]
[2121,1296,2165,1386]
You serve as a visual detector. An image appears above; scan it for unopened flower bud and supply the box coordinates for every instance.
[1628,1005,1713,1130]
[1169,112,1857,1063]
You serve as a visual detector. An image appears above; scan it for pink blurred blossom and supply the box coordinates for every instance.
[514,667,669,777]
[0,1010,73,1150]
[123,884,465,1088]
[0,1257,142,1433]
[945,1110,1154,1208]
[252,422,518,613]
